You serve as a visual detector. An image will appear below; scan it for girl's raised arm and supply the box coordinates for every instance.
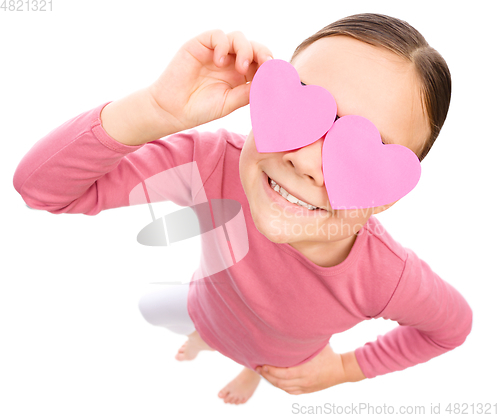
[101,30,273,147]
[13,30,272,215]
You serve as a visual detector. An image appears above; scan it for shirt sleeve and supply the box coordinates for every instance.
[12,101,225,215]
[354,248,473,379]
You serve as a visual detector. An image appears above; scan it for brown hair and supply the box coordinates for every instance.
[290,13,451,162]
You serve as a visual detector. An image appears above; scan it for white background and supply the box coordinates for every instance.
[1,0,499,416]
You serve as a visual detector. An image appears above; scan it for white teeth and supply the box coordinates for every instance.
[269,178,319,210]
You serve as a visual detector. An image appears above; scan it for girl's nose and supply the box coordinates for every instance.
[282,137,324,186]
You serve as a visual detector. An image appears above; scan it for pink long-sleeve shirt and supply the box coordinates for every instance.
[13,101,473,378]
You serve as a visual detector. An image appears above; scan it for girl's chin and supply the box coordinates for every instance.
[260,228,293,244]
[250,211,288,243]
[250,210,310,244]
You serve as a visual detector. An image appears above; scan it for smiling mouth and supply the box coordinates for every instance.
[267,175,323,210]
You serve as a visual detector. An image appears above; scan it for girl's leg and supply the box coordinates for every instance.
[138,284,196,335]
[138,284,261,404]
[137,284,213,359]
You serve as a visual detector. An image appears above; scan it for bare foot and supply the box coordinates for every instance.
[175,330,214,361]
[218,367,261,405]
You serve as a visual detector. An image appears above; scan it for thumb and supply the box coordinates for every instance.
[221,82,251,117]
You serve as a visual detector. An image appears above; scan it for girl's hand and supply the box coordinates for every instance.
[255,344,361,395]
[147,29,273,135]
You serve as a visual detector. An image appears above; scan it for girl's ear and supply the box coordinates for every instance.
[372,200,399,215]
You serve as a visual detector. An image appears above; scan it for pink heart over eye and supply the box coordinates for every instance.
[323,115,421,209]
[249,59,421,210]
[249,59,336,152]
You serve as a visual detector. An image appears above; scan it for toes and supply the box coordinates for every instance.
[175,347,187,360]
[221,392,234,403]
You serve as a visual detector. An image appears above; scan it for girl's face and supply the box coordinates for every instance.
[239,35,430,266]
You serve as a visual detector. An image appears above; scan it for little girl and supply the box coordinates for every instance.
[13,13,472,406]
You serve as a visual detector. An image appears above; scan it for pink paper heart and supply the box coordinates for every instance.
[323,115,421,209]
[249,59,422,209]
[249,59,337,152]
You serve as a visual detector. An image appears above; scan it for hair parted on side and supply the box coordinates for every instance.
[290,13,451,162]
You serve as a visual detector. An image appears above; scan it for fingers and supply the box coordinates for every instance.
[226,31,255,74]
[263,374,304,392]
[250,40,274,67]
[257,365,304,391]
[258,365,299,380]
[226,32,274,76]
[244,40,273,81]
[196,29,230,67]
[196,29,273,75]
